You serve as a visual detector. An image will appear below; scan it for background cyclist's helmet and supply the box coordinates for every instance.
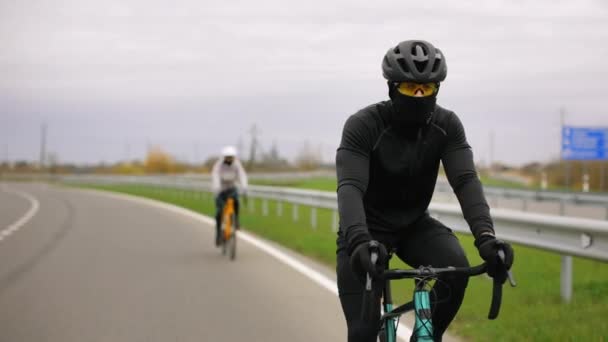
[382,40,447,83]
[221,146,237,158]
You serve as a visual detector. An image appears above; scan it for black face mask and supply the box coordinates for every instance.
[223,160,233,166]
[390,91,437,129]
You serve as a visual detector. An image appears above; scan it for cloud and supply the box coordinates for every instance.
[1,0,607,165]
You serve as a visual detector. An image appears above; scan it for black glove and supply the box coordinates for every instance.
[349,240,388,285]
[476,233,514,282]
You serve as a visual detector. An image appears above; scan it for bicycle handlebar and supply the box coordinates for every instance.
[382,262,505,319]
[382,263,487,280]
[487,249,517,319]
[363,250,514,322]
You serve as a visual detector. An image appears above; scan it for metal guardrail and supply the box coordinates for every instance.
[53,175,608,301]
[6,172,608,216]
[59,174,608,261]
[434,181,608,219]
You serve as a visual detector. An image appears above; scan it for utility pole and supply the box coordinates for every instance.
[247,124,259,171]
[39,123,47,170]
[560,108,570,189]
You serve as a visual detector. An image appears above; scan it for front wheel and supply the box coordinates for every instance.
[229,215,237,260]
[221,228,227,255]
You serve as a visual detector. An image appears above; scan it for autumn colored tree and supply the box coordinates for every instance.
[145,147,175,173]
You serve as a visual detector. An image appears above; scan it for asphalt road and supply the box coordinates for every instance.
[0,183,348,342]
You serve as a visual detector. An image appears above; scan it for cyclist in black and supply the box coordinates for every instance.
[336,40,514,342]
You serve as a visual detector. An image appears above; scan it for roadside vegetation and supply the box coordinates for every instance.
[250,175,527,192]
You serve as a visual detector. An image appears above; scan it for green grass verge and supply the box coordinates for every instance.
[75,183,608,341]
[251,175,530,192]
[250,176,338,191]
[477,176,529,190]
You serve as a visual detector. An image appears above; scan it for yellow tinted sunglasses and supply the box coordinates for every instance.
[397,82,439,97]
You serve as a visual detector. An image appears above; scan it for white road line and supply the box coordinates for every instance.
[0,189,40,243]
[82,189,414,340]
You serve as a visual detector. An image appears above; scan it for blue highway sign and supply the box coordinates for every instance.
[561,126,608,160]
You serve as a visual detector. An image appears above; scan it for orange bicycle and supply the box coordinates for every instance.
[220,195,237,260]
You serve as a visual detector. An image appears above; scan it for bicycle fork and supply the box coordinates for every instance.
[413,279,433,342]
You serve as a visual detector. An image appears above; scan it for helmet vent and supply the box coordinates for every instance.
[397,58,409,73]
[414,60,427,73]
[394,46,400,54]
[431,59,441,73]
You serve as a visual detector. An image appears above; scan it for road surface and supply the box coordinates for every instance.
[0,183,349,342]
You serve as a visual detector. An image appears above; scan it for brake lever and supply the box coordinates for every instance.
[366,251,379,291]
[497,250,517,287]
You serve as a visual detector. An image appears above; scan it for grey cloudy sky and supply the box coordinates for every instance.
[2,0,607,166]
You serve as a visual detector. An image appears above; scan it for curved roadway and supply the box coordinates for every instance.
[0,183,346,342]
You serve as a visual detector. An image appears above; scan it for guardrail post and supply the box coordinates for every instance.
[311,207,317,230]
[561,255,573,303]
[332,210,339,232]
[522,198,528,212]
[277,201,283,217]
[559,200,566,216]
[262,199,269,217]
[292,204,299,222]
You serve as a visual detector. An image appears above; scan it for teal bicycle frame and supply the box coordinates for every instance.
[381,279,434,342]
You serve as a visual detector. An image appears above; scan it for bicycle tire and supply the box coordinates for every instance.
[229,231,237,260]
[221,227,227,256]
[229,213,237,260]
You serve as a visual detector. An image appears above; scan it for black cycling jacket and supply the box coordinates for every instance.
[336,100,494,254]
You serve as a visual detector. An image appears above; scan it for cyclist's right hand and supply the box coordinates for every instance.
[476,234,514,282]
[349,240,388,284]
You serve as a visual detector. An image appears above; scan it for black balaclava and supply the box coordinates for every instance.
[223,159,234,166]
[388,83,437,131]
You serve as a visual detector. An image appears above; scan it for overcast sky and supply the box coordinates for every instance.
[2,0,607,166]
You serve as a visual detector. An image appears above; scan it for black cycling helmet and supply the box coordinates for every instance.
[382,40,447,83]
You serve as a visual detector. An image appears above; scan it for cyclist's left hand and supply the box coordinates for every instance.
[476,234,514,281]
[349,240,388,284]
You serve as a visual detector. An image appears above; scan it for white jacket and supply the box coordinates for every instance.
[211,159,248,195]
